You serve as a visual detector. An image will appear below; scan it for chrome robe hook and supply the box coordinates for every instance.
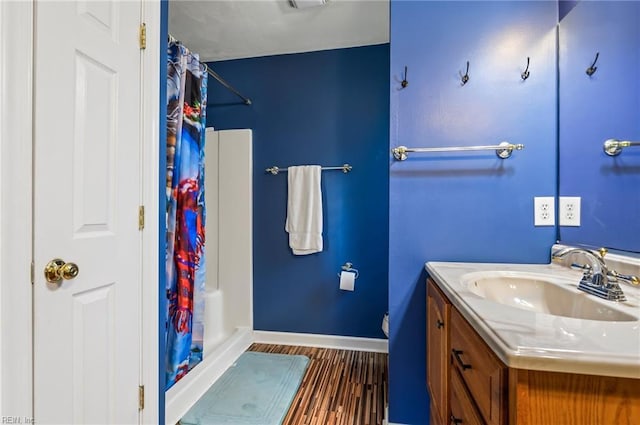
[586,52,599,76]
[521,57,530,80]
[460,61,470,86]
[401,66,408,89]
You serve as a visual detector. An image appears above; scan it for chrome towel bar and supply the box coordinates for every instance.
[392,141,524,161]
[265,164,353,175]
[603,139,640,156]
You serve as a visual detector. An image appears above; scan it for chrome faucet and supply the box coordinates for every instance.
[551,247,626,302]
[552,247,608,285]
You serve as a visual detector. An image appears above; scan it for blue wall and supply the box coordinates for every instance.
[389,2,558,423]
[558,1,640,253]
[206,45,390,338]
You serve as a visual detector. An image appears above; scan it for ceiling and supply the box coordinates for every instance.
[168,0,390,62]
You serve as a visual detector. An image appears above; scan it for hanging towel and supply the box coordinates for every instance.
[285,165,323,255]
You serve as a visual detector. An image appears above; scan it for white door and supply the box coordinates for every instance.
[33,1,143,423]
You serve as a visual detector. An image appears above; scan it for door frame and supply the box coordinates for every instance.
[0,2,160,423]
[0,0,34,417]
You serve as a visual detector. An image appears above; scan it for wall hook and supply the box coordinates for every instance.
[401,66,409,89]
[521,57,530,80]
[586,52,599,76]
[460,61,470,86]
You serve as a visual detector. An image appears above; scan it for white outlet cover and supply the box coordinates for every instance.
[559,196,581,226]
[534,196,555,226]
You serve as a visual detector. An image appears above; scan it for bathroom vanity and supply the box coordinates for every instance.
[426,258,640,425]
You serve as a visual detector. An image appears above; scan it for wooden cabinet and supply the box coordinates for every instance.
[509,369,640,425]
[427,279,450,424]
[426,278,640,425]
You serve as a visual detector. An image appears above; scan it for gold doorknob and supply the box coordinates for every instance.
[44,258,79,283]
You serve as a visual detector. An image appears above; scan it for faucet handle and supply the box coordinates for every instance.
[570,263,592,273]
[608,269,640,286]
[599,247,608,259]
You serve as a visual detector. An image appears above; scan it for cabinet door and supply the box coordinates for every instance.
[451,308,507,425]
[427,278,450,424]
[450,367,485,425]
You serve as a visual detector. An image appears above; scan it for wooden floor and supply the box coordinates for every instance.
[248,344,388,425]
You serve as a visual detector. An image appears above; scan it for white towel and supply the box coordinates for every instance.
[285,165,323,255]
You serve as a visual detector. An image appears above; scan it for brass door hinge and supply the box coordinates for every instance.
[30,261,34,284]
[138,205,145,230]
[138,385,144,410]
[139,23,147,50]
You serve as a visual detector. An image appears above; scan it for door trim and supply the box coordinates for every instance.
[0,2,160,422]
[0,0,33,417]
[140,1,161,423]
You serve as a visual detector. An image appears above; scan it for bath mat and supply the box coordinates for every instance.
[180,351,309,425]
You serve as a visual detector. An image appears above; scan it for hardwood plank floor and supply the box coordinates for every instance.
[248,343,388,425]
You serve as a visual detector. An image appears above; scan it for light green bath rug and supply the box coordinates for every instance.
[180,351,310,425]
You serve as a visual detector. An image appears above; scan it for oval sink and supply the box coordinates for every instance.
[461,272,637,322]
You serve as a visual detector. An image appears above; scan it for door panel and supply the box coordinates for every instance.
[72,51,117,236]
[33,1,142,423]
[72,284,116,423]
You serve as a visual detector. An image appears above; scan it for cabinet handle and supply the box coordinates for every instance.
[436,319,445,329]
[452,349,472,370]
[450,414,463,425]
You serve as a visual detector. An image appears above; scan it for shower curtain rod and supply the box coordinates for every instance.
[168,34,252,106]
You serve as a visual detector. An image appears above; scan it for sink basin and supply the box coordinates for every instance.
[461,271,637,322]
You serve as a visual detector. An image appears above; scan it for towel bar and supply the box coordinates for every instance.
[603,139,640,156]
[265,164,352,175]
[392,142,524,161]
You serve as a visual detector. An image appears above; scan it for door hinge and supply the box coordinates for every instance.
[138,385,144,410]
[138,205,145,230]
[30,261,35,285]
[139,23,147,50]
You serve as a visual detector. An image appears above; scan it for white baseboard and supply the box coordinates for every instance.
[382,406,409,425]
[253,330,388,353]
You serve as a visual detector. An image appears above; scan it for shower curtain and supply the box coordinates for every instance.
[165,41,207,389]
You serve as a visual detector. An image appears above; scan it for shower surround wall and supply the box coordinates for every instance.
[207,45,390,339]
[389,2,558,423]
[164,129,253,425]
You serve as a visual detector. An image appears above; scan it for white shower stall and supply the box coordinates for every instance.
[165,128,254,425]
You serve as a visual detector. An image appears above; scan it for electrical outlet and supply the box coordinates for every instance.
[534,196,555,226]
[559,196,581,226]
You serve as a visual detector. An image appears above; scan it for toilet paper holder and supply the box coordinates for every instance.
[338,262,359,279]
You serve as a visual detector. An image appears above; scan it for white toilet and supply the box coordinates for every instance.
[381,313,389,338]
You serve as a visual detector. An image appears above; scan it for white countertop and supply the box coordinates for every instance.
[426,261,640,379]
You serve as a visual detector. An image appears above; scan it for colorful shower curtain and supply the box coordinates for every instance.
[165,41,207,389]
